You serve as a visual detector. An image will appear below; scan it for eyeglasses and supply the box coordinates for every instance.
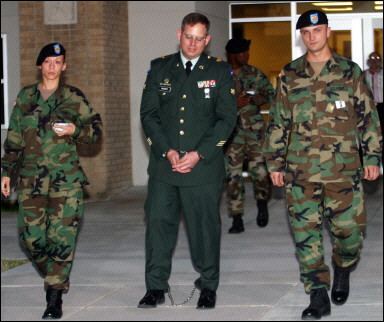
[183,33,206,42]
[369,56,381,60]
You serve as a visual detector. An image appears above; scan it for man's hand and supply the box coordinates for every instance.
[171,151,201,174]
[1,176,11,197]
[237,94,250,109]
[270,172,284,187]
[364,165,380,181]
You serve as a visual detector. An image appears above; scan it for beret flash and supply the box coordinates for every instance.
[296,10,328,30]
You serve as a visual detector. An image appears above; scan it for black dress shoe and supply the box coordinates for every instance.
[256,200,269,227]
[331,265,351,305]
[301,288,330,320]
[228,214,244,234]
[138,290,165,308]
[196,288,216,309]
[42,287,63,319]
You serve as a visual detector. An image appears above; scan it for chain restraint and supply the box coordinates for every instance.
[167,285,197,307]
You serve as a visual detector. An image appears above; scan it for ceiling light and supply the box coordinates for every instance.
[313,2,353,6]
[321,7,353,11]
[375,5,383,9]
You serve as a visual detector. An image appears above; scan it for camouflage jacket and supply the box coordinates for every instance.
[235,64,275,117]
[263,51,382,182]
[1,82,102,193]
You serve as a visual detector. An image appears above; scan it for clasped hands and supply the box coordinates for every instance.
[166,150,201,174]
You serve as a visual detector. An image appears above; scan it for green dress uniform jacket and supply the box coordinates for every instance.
[1,82,103,194]
[141,52,237,186]
[263,51,382,183]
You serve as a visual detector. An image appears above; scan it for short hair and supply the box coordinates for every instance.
[181,12,210,33]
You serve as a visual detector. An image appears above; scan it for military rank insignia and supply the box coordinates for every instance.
[326,102,335,113]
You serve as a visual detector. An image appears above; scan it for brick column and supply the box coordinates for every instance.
[19,1,132,200]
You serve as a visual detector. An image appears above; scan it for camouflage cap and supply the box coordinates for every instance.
[296,10,328,30]
[36,43,66,66]
[225,38,251,54]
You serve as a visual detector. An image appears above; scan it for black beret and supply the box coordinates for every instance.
[225,38,251,54]
[296,10,328,30]
[36,43,66,66]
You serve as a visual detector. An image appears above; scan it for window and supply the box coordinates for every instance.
[1,34,9,129]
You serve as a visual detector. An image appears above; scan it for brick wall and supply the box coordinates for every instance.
[18,1,132,200]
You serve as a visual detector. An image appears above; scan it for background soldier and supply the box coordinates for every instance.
[263,10,382,320]
[1,43,102,319]
[139,13,236,309]
[364,51,383,162]
[224,38,275,233]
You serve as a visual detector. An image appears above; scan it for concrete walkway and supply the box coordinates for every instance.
[1,179,383,321]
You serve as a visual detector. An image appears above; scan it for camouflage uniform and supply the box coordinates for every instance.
[225,65,275,216]
[263,52,382,292]
[1,82,102,291]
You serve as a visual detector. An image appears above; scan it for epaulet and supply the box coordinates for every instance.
[152,54,174,64]
[207,55,223,63]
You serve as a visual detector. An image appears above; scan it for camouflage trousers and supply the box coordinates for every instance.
[17,187,84,291]
[286,180,366,292]
[225,118,272,217]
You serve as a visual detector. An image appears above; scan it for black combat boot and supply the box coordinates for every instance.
[256,200,269,227]
[42,287,63,319]
[228,214,244,234]
[331,265,351,305]
[301,288,331,320]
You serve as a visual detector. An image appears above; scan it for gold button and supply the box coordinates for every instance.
[162,93,166,95]
[182,94,186,99]
[180,119,184,124]
[180,131,184,135]
[180,107,185,111]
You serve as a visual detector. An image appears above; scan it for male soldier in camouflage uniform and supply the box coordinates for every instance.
[263,10,382,320]
[1,43,102,319]
[224,38,275,233]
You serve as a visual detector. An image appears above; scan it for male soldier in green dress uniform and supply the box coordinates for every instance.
[1,43,102,319]
[224,38,275,233]
[263,10,382,320]
[138,13,237,309]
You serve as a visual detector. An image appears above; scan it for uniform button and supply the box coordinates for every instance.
[180,131,184,135]
[180,119,184,124]
[182,94,187,99]
[162,93,166,96]
[180,107,185,111]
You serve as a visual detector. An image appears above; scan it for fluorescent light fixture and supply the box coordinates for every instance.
[321,7,353,11]
[374,1,383,5]
[313,2,353,6]
[375,5,383,9]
